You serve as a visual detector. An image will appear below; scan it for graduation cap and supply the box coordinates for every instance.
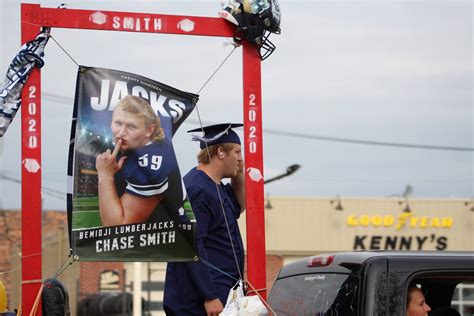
[188,123,243,149]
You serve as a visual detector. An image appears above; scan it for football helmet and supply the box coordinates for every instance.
[219,0,281,60]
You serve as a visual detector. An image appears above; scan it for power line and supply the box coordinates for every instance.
[0,173,66,200]
[263,129,474,152]
[186,119,474,152]
[41,93,473,152]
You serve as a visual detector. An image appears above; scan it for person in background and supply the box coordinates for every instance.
[164,123,245,316]
[407,284,432,316]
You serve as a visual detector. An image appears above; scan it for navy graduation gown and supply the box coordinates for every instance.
[163,167,244,315]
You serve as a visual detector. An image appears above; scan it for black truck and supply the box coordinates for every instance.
[268,251,474,315]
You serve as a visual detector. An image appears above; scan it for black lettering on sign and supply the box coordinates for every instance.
[352,235,449,251]
[353,235,366,250]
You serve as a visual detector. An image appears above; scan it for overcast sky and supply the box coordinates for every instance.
[0,0,472,210]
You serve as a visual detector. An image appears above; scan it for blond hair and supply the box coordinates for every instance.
[197,143,234,164]
[114,95,165,141]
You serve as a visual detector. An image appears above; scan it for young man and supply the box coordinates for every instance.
[164,123,245,316]
[95,95,177,227]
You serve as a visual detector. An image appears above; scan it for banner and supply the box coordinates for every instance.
[0,31,49,137]
[68,66,198,261]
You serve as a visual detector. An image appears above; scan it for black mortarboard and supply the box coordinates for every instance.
[187,123,243,149]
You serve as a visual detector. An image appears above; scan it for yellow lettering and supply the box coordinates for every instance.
[347,215,358,226]
[360,215,370,226]
[419,217,428,228]
[371,215,382,226]
[396,213,412,230]
[441,217,453,228]
[383,216,394,227]
[346,214,452,229]
[430,217,441,228]
[409,217,418,228]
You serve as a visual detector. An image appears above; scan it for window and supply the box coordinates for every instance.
[452,281,474,315]
[268,274,359,315]
[411,273,474,316]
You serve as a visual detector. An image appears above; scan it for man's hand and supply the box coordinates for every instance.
[204,298,223,316]
[96,139,127,180]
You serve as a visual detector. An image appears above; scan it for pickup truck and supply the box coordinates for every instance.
[268,251,474,315]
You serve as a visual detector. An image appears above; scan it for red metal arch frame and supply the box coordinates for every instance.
[20,3,266,314]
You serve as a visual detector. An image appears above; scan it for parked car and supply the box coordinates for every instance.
[268,251,474,315]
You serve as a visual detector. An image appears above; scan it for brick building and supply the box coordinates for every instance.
[0,211,68,299]
[0,210,128,314]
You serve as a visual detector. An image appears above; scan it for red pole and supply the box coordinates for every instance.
[21,4,43,315]
[242,42,266,298]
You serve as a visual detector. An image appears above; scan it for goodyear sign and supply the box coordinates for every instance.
[346,213,453,251]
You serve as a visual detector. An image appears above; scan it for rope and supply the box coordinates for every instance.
[52,254,76,279]
[191,44,244,282]
[196,135,243,280]
[0,264,21,275]
[196,46,237,94]
[201,260,277,315]
[20,252,42,260]
[193,125,244,283]
[0,252,75,276]
[0,252,42,276]
[0,252,75,316]
[192,136,245,282]
[29,283,43,316]
[213,182,244,281]
[21,21,42,28]
[246,286,268,294]
[49,35,80,67]
[245,280,277,315]
[200,258,239,283]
